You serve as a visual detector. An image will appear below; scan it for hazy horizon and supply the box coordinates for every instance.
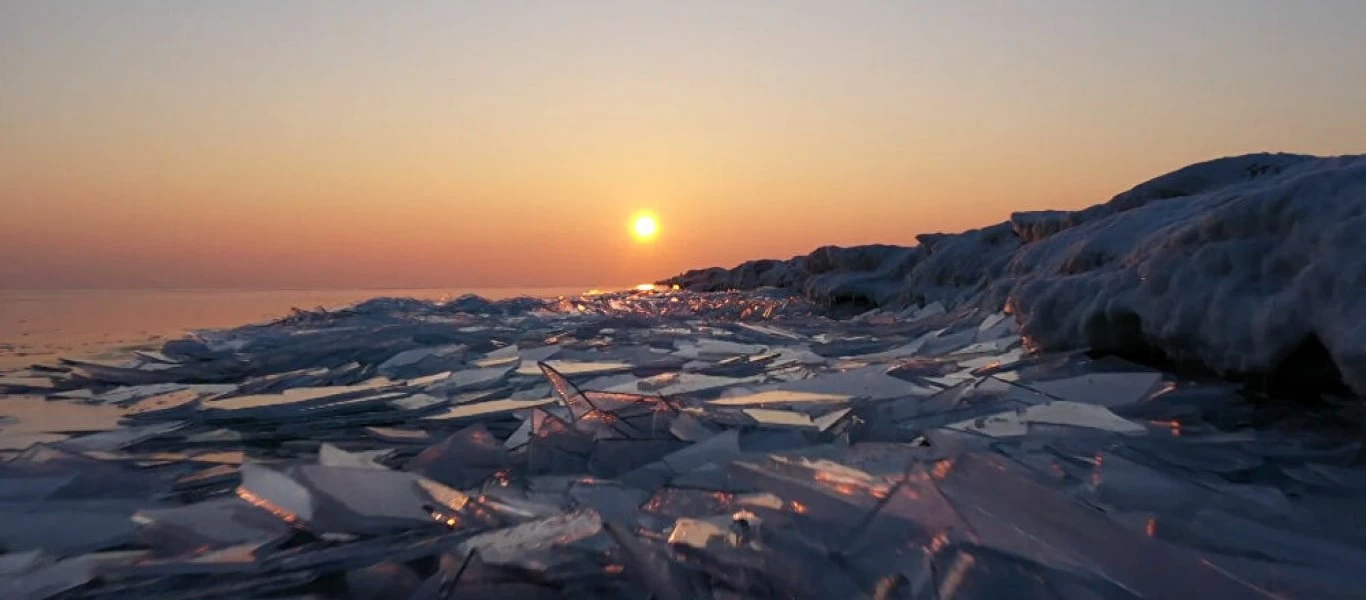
[4,1,1364,289]
[0,284,630,292]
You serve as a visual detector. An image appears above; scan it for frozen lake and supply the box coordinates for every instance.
[0,287,606,371]
[1,287,1363,599]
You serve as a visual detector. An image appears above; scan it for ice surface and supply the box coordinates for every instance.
[54,422,185,452]
[427,365,514,393]
[741,408,816,428]
[131,497,292,551]
[514,359,632,376]
[423,398,554,421]
[777,366,930,399]
[407,423,513,488]
[236,463,315,524]
[456,509,603,567]
[944,401,1148,437]
[1,278,1363,598]
[318,443,391,470]
[707,389,851,406]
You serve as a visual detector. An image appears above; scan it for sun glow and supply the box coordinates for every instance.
[630,213,659,242]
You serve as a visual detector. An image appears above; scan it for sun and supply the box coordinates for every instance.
[630,212,659,242]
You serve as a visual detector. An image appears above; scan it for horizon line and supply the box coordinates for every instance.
[0,284,630,293]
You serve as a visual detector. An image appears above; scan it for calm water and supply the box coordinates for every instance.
[0,287,605,370]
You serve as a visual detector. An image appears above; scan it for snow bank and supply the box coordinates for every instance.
[661,153,1366,394]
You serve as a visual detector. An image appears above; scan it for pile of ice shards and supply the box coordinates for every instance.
[3,289,1366,599]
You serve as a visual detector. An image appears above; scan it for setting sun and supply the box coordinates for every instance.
[631,213,659,243]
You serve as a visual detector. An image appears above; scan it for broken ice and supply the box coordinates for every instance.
[1,284,1363,599]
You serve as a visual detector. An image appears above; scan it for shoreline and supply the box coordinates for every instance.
[662,153,1366,397]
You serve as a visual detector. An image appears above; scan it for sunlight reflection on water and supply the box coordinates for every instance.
[0,287,612,370]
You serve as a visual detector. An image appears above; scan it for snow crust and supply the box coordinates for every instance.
[662,153,1366,393]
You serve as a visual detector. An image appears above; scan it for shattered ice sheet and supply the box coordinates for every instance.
[946,400,1147,437]
[0,285,1362,600]
[513,359,632,376]
[707,390,851,406]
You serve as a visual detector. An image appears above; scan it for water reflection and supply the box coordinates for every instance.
[0,287,616,370]
[0,395,125,451]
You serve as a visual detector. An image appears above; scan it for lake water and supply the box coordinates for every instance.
[0,287,607,370]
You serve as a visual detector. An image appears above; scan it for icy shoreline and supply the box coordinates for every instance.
[3,154,1366,598]
[3,286,1366,598]
[662,153,1366,396]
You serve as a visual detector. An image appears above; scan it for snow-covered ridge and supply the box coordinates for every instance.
[661,153,1366,394]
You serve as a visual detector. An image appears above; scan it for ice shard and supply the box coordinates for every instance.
[3,263,1365,598]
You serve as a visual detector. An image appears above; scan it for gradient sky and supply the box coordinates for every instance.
[2,1,1364,289]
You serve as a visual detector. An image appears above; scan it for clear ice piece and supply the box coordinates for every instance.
[456,509,603,568]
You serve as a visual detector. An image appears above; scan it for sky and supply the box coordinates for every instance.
[2,1,1364,289]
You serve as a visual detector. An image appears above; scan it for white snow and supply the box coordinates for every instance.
[663,153,1366,395]
[1009,154,1366,393]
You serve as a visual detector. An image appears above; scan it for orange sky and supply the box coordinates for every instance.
[2,2,1364,289]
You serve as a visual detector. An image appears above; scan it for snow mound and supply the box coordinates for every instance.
[662,153,1366,394]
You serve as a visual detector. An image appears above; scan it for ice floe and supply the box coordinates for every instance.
[0,276,1363,598]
